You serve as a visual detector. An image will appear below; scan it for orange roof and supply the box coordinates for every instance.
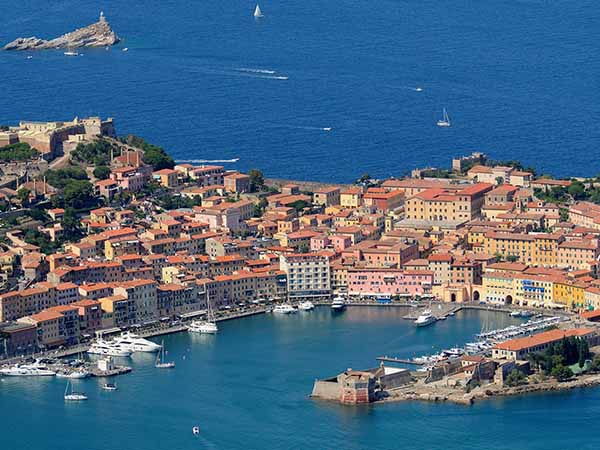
[494,328,595,352]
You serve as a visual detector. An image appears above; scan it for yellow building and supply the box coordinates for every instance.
[153,169,179,188]
[553,279,586,309]
[340,188,363,208]
[483,231,563,266]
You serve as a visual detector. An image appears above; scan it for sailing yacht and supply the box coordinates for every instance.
[64,381,88,401]
[155,340,175,369]
[254,4,263,18]
[437,108,451,127]
[188,291,219,334]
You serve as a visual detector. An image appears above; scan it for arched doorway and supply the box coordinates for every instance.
[473,290,480,302]
[450,293,457,302]
[505,295,513,305]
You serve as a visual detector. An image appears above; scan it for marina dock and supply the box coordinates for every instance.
[377,356,424,365]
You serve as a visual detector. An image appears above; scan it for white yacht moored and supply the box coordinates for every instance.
[113,332,162,353]
[56,369,90,379]
[87,340,133,357]
[298,301,315,311]
[273,304,296,314]
[0,362,56,377]
[415,310,437,327]
[188,290,219,333]
[331,296,346,310]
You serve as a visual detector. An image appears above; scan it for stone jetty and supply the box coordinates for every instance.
[4,12,119,51]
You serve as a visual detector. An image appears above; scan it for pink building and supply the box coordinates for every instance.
[310,235,330,252]
[330,235,352,252]
[347,268,433,296]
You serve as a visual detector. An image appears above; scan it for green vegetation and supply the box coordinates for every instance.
[71,138,118,166]
[505,369,527,387]
[23,229,58,254]
[122,135,174,170]
[156,193,201,210]
[93,165,111,180]
[420,168,455,179]
[0,125,9,131]
[526,336,589,381]
[46,167,97,209]
[248,169,265,192]
[289,199,309,212]
[535,180,600,205]
[0,142,39,162]
[17,188,31,206]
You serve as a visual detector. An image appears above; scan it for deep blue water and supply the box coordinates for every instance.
[2,0,600,181]
[1,307,599,449]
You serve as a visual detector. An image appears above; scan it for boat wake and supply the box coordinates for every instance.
[277,125,333,132]
[175,158,240,164]
[235,67,276,75]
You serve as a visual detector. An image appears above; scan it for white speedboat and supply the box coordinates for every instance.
[64,381,87,401]
[331,296,346,310]
[102,382,118,391]
[155,340,175,369]
[113,332,161,353]
[415,310,436,327]
[436,108,451,127]
[87,340,132,357]
[273,304,296,314]
[64,51,79,56]
[0,362,56,377]
[122,47,129,52]
[442,348,464,358]
[298,301,315,311]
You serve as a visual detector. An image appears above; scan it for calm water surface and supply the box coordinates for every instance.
[1,307,599,449]
[2,0,600,180]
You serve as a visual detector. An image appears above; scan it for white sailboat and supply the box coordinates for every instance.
[254,4,263,18]
[64,380,88,401]
[189,290,219,334]
[155,340,175,369]
[437,108,451,127]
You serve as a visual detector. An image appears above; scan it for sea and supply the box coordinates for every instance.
[1,308,599,450]
[2,0,600,182]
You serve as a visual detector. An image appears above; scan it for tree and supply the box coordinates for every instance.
[505,369,527,387]
[289,200,309,212]
[93,165,111,180]
[551,365,573,382]
[17,188,31,206]
[248,169,265,192]
[559,208,569,222]
[495,176,504,185]
[0,142,39,162]
[61,208,84,241]
[123,135,174,170]
[590,355,600,372]
[71,138,117,165]
[567,180,587,201]
[63,180,95,209]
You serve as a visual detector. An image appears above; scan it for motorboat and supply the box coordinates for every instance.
[0,362,56,377]
[102,383,118,391]
[64,50,79,57]
[415,310,436,327]
[122,47,129,52]
[273,304,296,314]
[509,310,522,317]
[64,381,87,401]
[155,340,175,369]
[56,369,89,379]
[192,426,200,435]
[442,348,465,358]
[298,301,315,311]
[331,296,346,310]
[113,332,161,353]
[87,340,132,357]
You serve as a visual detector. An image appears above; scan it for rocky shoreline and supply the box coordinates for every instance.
[3,12,119,51]
[380,373,600,406]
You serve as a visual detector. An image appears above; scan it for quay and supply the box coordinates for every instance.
[377,356,423,365]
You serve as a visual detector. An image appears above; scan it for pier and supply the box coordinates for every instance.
[376,356,424,365]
